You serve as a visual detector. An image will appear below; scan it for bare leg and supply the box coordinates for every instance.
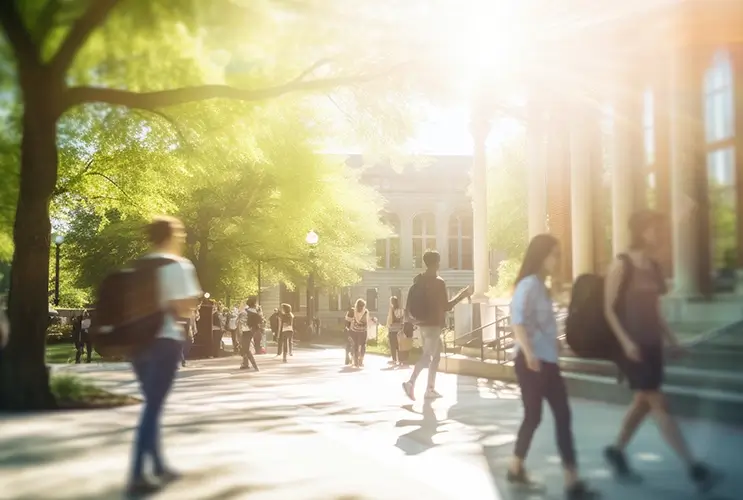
[647,392,693,465]
[615,393,651,449]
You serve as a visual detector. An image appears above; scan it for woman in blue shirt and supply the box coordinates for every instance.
[508,234,596,499]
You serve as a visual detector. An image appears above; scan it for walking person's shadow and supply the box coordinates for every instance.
[394,400,442,455]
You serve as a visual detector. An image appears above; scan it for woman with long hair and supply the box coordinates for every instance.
[508,234,596,499]
[386,296,404,365]
[347,298,369,368]
[277,303,294,363]
[603,210,716,490]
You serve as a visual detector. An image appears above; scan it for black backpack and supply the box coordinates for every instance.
[89,257,175,359]
[565,254,645,360]
[405,273,429,322]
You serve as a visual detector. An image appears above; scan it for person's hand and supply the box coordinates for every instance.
[622,340,642,362]
[525,352,541,372]
[459,285,473,299]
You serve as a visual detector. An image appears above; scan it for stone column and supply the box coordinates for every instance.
[471,112,491,298]
[527,99,548,239]
[669,48,704,297]
[611,72,643,255]
[570,105,595,279]
[400,214,413,269]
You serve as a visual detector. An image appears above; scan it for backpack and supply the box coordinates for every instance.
[246,308,262,330]
[89,257,174,359]
[565,254,660,360]
[405,274,429,322]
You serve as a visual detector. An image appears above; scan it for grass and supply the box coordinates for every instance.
[51,374,139,410]
[45,342,103,364]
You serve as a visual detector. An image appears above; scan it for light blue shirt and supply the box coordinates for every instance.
[510,275,559,363]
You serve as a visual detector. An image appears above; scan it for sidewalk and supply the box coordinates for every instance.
[1,349,741,499]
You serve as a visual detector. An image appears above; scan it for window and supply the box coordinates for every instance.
[376,213,401,269]
[366,288,378,312]
[704,51,735,144]
[448,213,474,270]
[341,288,352,311]
[412,213,437,268]
[708,147,736,267]
[704,50,737,270]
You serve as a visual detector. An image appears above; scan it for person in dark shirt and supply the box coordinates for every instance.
[402,250,470,401]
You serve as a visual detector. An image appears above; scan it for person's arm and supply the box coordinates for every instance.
[511,278,539,371]
[603,259,639,360]
[445,282,471,311]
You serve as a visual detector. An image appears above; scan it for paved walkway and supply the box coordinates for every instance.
[1,349,741,500]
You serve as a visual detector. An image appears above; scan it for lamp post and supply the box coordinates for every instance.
[53,234,64,306]
[305,230,319,336]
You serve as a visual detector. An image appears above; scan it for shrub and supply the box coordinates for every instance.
[489,258,521,298]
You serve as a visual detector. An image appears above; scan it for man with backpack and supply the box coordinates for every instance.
[89,216,201,496]
[402,250,471,400]
[238,298,261,370]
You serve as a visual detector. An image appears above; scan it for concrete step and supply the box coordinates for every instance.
[559,356,743,394]
[561,371,743,426]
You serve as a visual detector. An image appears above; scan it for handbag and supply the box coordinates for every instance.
[398,331,413,351]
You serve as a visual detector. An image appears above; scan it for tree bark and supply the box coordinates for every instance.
[0,69,62,411]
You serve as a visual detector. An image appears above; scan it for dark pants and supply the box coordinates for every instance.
[278,331,293,360]
[75,340,92,364]
[344,330,352,365]
[131,338,182,481]
[181,338,191,364]
[350,330,366,366]
[513,352,576,468]
[388,332,400,363]
[252,330,263,353]
[240,331,259,368]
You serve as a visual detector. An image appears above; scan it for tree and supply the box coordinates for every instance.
[488,137,528,260]
[0,0,419,410]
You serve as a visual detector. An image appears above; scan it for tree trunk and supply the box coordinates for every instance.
[0,70,62,411]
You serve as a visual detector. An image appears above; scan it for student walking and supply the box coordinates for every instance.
[507,234,597,499]
[127,216,201,496]
[238,299,260,371]
[227,306,239,353]
[346,299,370,368]
[386,296,404,365]
[75,310,93,363]
[402,250,470,401]
[603,210,718,491]
[277,304,294,363]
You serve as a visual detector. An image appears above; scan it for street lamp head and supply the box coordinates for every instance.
[305,230,319,246]
[203,292,210,299]
[54,234,64,245]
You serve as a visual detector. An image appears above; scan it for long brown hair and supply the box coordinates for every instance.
[628,210,663,250]
[514,234,559,287]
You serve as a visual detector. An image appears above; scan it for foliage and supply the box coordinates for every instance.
[50,373,136,408]
[488,258,521,298]
[488,138,528,260]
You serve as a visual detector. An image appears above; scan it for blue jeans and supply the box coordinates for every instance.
[409,326,442,389]
[130,338,182,481]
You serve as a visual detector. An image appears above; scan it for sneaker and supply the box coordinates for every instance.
[239,364,250,370]
[690,463,721,493]
[604,446,641,482]
[402,381,415,401]
[155,469,182,485]
[506,469,544,491]
[126,478,161,497]
[388,359,396,365]
[565,481,600,500]
[424,389,442,399]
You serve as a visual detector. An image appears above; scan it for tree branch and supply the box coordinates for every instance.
[85,171,138,206]
[50,0,120,76]
[0,0,40,66]
[64,63,407,111]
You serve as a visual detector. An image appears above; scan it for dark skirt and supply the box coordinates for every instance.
[616,342,664,391]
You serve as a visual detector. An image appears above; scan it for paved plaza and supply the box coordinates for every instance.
[1,349,741,500]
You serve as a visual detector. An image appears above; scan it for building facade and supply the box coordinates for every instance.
[261,155,476,331]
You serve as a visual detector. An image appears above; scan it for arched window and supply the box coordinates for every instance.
[704,50,736,268]
[448,213,473,270]
[412,213,437,268]
[376,213,400,269]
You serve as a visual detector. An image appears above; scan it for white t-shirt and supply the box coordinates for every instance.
[142,253,202,342]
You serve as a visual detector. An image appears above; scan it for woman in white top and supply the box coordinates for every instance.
[277,303,294,363]
[346,299,370,368]
[127,216,201,496]
[386,296,404,365]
